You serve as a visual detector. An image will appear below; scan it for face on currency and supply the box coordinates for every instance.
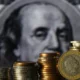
[18,4,70,62]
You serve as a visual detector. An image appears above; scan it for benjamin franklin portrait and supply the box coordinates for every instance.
[0,0,80,67]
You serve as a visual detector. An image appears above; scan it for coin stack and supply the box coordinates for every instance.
[0,67,11,80]
[38,52,65,80]
[13,61,38,80]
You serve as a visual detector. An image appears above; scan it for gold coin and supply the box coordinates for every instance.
[13,61,36,67]
[77,78,80,80]
[39,52,60,57]
[40,76,60,80]
[13,62,38,80]
[58,52,80,80]
[0,67,11,80]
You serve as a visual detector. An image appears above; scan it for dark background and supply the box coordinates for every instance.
[0,0,14,4]
[0,0,79,5]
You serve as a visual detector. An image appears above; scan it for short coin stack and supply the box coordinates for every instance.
[0,67,11,80]
[38,52,65,80]
[13,61,38,80]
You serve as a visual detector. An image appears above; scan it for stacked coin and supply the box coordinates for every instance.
[0,67,11,80]
[38,52,65,80]
[13,61,38,80]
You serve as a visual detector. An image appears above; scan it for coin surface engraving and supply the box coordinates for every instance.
[63,55,80,75]
[58,52,80,80]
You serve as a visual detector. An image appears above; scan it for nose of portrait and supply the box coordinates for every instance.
[47,31,59,51]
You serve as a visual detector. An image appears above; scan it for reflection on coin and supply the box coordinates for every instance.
[58,52,80,80]
[13,62,38,80]
[38,52,65,80]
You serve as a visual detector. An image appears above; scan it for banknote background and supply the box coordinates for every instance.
[0,0,80,66]
[0,0,80,39]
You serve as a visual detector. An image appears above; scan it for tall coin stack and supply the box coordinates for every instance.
[13,61,38,80]
[0,67,11,80]
[38,52,65,80]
